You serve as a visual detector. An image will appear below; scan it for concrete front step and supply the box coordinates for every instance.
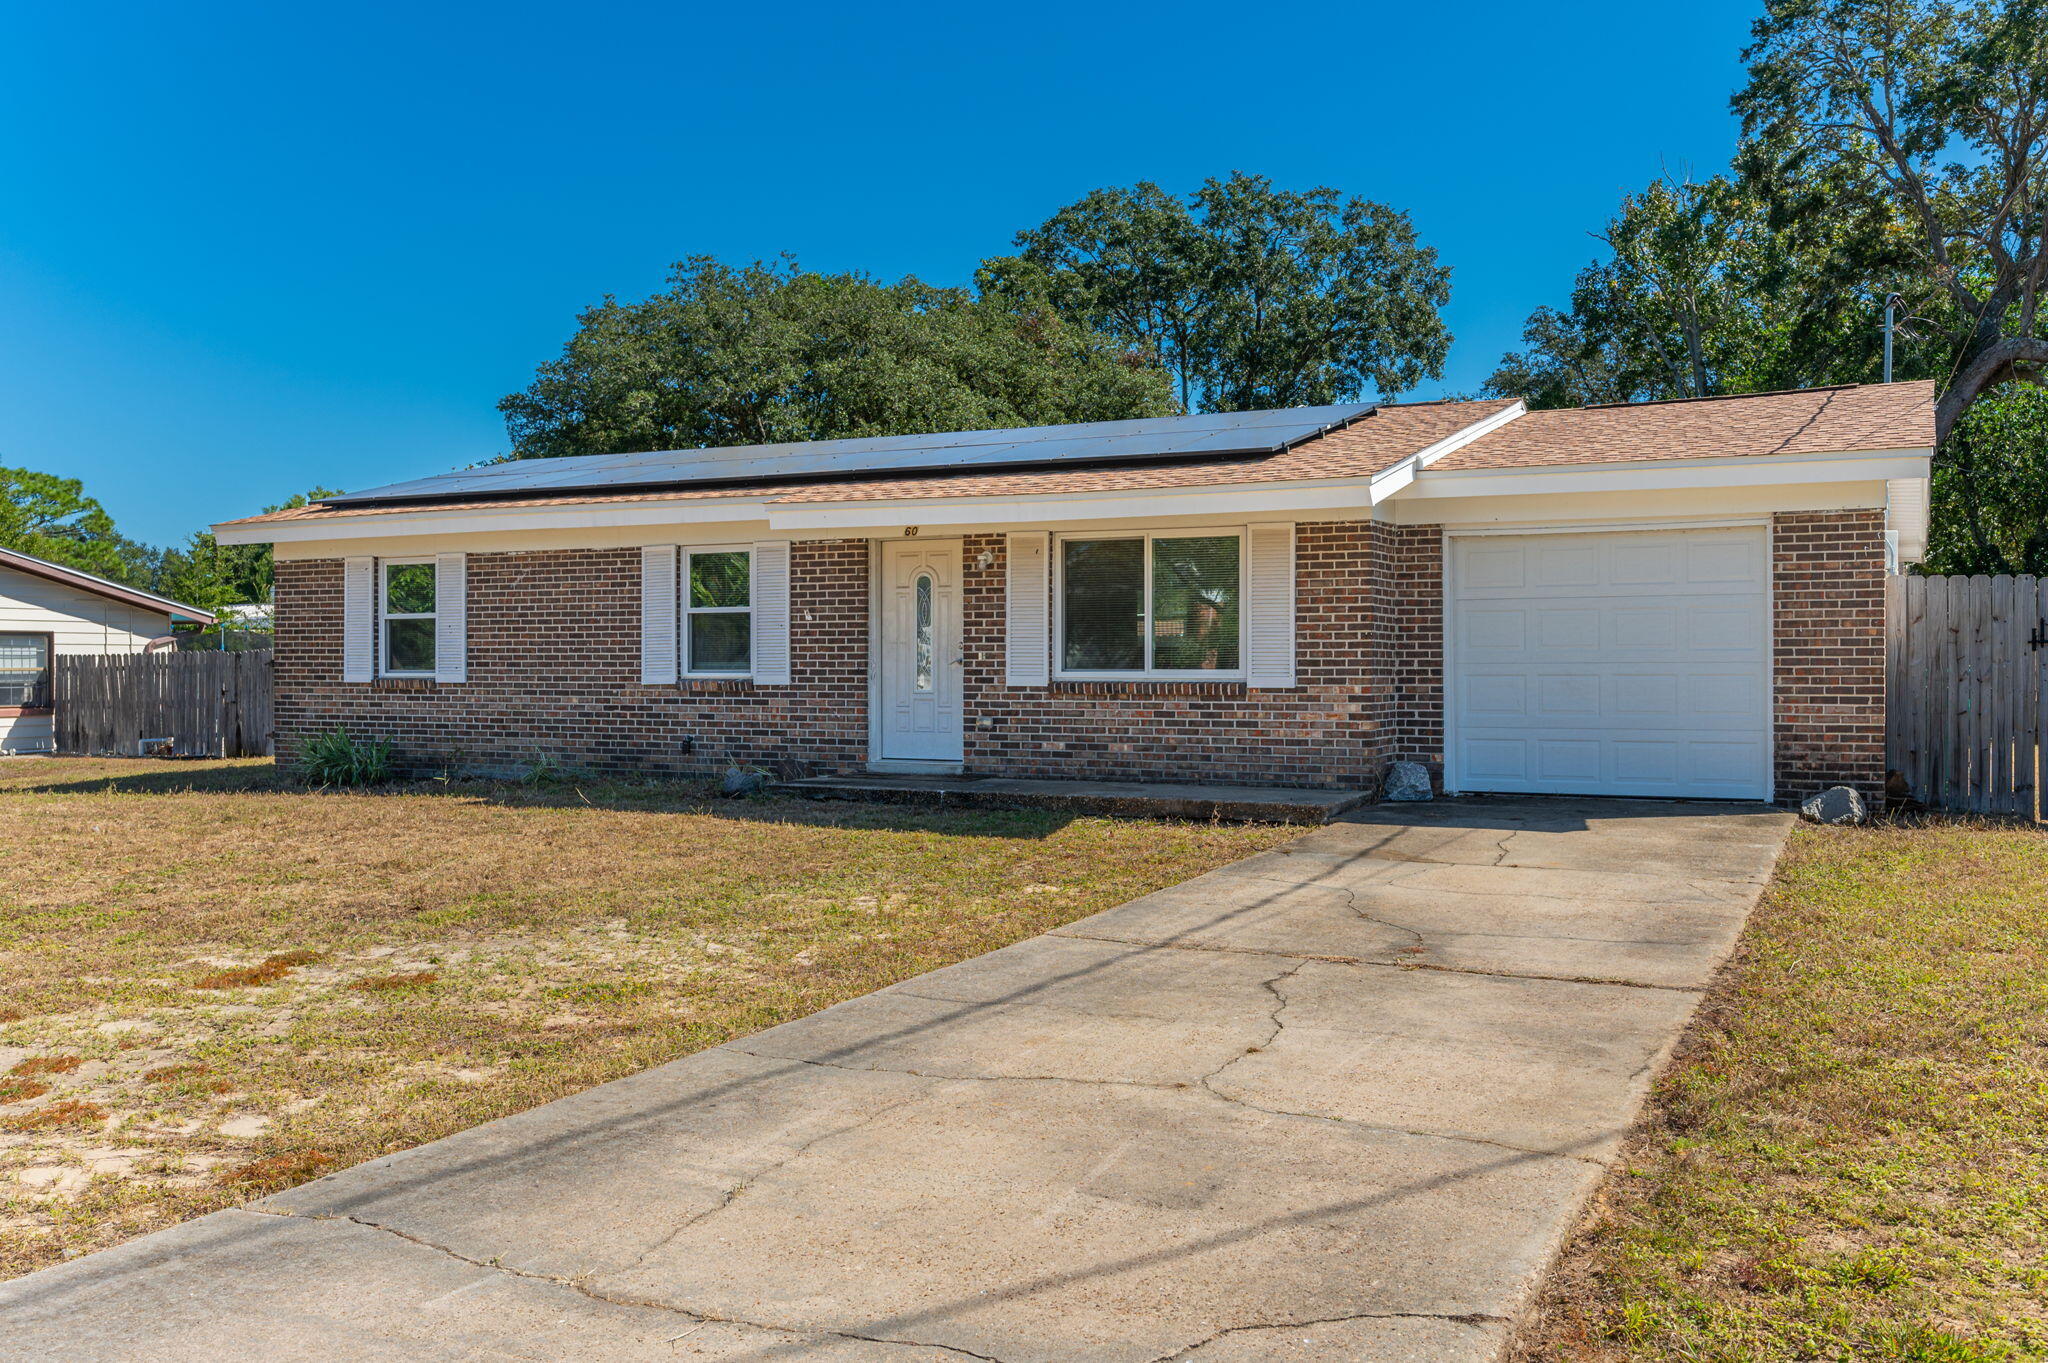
[777,773,1370,825]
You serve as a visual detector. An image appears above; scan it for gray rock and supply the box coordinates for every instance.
[1382,760,1433,802]
[719,764,769,797]
[1798,785,1867,825]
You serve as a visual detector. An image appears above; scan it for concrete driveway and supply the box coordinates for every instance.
[0,797,1792,1363]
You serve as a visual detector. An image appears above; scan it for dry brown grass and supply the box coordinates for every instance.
[0,1080,49,1104]
[1510,819,2048,1363]
[7,1057,80,1078]
[4,1101,105,1132]
[0,754,1296,1278]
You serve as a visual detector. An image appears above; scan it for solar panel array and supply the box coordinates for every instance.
[325,403,1378,506]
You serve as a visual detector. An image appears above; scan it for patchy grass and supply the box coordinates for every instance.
[0,755,1297,1278]
[1512,819,2048,1363]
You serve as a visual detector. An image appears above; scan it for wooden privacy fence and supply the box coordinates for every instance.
[1886,575,2047,818]
[54,649,274,758]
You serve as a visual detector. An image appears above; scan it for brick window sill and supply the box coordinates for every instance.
[370,677,437,694]
[1045,680,1248,698]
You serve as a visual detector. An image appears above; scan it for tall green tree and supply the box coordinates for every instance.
[499,257,1173,459]
[0,467,148,584]
[1734,0,2048,440]
[1486,171,1902,407]
[1927,386,2048,573]
[1009,172,1453,412]
[157,488,341,608]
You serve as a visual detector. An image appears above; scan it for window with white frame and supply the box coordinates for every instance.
[684,548,751,673]
[1057,531,1243,677]
[380,560,437,676]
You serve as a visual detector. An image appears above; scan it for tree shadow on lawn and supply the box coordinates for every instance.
[0,757,1111,840]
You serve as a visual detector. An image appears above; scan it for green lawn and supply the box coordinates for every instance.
[1513,820,2048,1363]
[0,756,1296,1279]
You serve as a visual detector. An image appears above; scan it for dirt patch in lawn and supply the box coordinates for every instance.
[0,756,1298,1278]
[1510,819,2048,1363]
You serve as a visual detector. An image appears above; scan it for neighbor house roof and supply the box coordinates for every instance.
[214,382,1936,532]
[0,546,217,623]
[1431,380,1936,472]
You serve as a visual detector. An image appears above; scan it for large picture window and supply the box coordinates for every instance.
[685,548,752,674]
[380,560,437,676]
[1058,532,1242,677]
[0,633,52,710]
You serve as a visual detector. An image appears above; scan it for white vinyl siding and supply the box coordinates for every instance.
[1447,526,1771,800]
[1004,532,1050,687]
[0,564,171,752]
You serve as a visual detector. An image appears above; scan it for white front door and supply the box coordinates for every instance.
[878,540,964,763]
[1447,526,1772,800]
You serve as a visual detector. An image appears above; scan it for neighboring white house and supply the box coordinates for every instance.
[0,547,216,754]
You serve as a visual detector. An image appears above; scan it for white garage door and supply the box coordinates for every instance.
[1448,527,1771,800]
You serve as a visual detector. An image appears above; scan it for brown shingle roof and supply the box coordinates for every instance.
[217,382,1935,530]
[1431,381,1935,472]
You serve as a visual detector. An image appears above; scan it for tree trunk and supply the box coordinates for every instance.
[1935,335,2048,443]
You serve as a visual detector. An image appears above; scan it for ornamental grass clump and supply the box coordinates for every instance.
[296,728,394,787]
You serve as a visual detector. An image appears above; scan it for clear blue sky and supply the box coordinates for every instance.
[1,0,1759,546]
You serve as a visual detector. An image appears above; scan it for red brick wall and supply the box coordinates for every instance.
[1772,509,1887,803]
[272,542,870,777]
[272,514,1882,801]
[1370,523,1446,775]
[954,522,1443,790]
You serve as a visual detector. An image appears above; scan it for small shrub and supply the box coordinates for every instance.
[297,728,394,787]
[9,1055,82,1077]
[3,1099,106,1131]
[0,1077,50,1103]
[351,971,438,992]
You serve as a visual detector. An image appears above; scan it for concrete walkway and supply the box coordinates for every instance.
[0,797,1793,1363]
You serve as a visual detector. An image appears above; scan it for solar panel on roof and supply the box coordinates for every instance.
[324,403,1377,506]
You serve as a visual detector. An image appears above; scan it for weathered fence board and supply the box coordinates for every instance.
[54,650,274,758]
[1888,575,2044,818]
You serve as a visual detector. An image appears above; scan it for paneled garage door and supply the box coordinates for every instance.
[1447,527,1771,800]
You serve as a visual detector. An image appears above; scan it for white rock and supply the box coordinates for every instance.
[1798,785,1868,825]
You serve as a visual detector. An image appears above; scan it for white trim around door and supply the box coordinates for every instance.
[872,538,965,768]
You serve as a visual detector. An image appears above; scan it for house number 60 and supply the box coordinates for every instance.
[903,526,920,537]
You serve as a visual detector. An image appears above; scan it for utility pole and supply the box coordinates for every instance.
[1883,291,1903,382]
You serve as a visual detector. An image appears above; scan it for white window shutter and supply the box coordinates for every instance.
[639,545,678,685]
[1245,522,1297,689]
[1005,532,1050,687]
[342,557,375,683]
[751,541,791,685]
[434,552,467,683]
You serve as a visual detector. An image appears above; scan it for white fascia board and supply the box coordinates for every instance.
[1367,398,1527,502]
[765,480,1374,532]
[1391,448,1934,502]
[212,496,778,546]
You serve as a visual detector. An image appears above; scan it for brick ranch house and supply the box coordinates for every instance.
[213,380,1936,805]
